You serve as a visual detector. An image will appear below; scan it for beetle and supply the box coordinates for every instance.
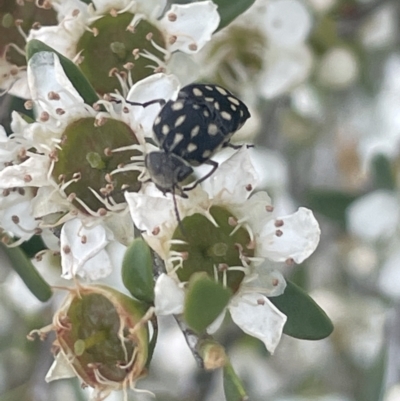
[144,83,250,196]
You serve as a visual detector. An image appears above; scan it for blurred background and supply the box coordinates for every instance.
[1,0,400,400]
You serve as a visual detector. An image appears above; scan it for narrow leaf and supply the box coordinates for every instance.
[214,0,256,30]
[184,273,232,333]
[26,39,99,106]
[1,243,52,302]
[122,238,155,304]
[306,189,359,226]
[269,280,333,340]
[223,362,248,401]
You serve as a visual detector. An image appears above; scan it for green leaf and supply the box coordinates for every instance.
[25,39,99,106]
[1,243,52,302]
[306,189,359,226]
[122,238,155,304]
[269,281,333,340]
[184,273,232,333]
[372,154,395,191]
[223,362,248,401]
[214,0,256,30]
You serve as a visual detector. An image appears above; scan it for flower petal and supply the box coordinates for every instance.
[28,52,84,114]
[0,155,49,188]
[347,190,399,242]
[159,1,220,54]
[60,218,113,280]
[203,147,258,204]
[229,293,287,354]
[258,207,320,263]
[154,273,185,315]
[126,73,180,134]
[242,267,287,297]
[45,352,76,382]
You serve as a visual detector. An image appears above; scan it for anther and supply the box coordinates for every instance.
[56,108,65,115]
[246,240,256,250]
[285,258,294,266]
[40,111,50,121]
[98,208,107,216]
[152,227,160,235]
[105,173,113,183]
[72,9,80,17]
[34,228,43,235]
[127,25,135,33]
[2,189,10,196]
[24,100,33,110]
[218,263,229,272]
[154,66,166,73]
[58,174,66,182]
[72,172,81,180]
[49,150,58,161]
[272,278,279,286]
[266,205,274,212]
[108,67,119,77]
[109,8,118,17]
[48,91,60,100]
[274,219,284,227]
[168,13,177,21]
[275,229,283,237]
[11,215,20,224]
[181,251,189,260]
[10,67,19,76]
[245,184,253,191]
[93,102,101,111]
[15,19,23,27]
[188,43,198,51]
[146,32,153,41]
[123,106,129,113]
[169,35,177,45]
[81,235,87,244]
[123,62,134,70]
[257,298,265,305]
[63,245,71,254]
[104,147,112,157]
[67,193,76,202]
[32,22,41,30]
[92,27,99,37]
[95,116,107,126]
[132,48,140,59]
[24,174,32,183]
[228,217,237,226]
[17,188,25,196]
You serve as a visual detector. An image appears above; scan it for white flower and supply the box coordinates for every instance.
[126,147,321,353]
[0,50,180,280]
[27,0,219,94]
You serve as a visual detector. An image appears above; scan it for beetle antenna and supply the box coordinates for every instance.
[172,187,188,237]
[112,98,166,108]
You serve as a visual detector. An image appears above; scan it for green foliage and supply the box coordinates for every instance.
[122,238,155,304]
[306,189,359,226]
[223,362,248,401]
[269,281,333,340]
[213,0,256,30]
[184,273,232,333]
[1,243,52,302]
[25,39,99,106]
[372,154,395,191]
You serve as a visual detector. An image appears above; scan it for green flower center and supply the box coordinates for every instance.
[208,25,266,87]
[52,117,141,213]
[170,206,255,293]
[77,12,166,94]
[64,293,135,383]
[0,1,57,66]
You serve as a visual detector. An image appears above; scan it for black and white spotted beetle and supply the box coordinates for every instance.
[144,83,250,196]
